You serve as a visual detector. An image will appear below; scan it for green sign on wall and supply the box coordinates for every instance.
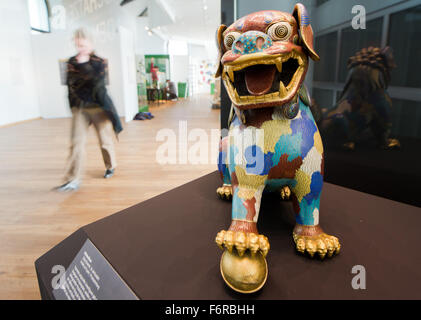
[145,54,170,88]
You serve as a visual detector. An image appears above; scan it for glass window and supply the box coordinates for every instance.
[388,5,421,88]
[314,32,337,82]
[312,88,334,110]
[27,0,50,33]
[338,17,383,82]
[391,99,421,139]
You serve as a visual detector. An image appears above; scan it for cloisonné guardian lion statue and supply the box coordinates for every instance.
[214,3,340,293]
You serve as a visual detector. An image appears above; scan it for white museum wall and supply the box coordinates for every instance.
[31,30,126,119]
[136,18,168,55]
[119,26,139,122]
[168,40,188,95]
[30,0,148,119]
[1,0,207,125]
[30,32,73,119]
[0,0,41,126]
[187,43,217,94]
[170,55,190,90]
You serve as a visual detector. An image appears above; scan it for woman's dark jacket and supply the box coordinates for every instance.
[66,54,123,134]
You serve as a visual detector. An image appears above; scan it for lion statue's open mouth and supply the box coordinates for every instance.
[222,51,307,107]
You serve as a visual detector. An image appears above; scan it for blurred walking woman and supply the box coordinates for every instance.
[58,29,123,191]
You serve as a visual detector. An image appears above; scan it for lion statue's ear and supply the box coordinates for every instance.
[292,3,320,61]
[215,24,227,78]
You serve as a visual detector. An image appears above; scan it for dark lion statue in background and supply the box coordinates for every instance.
[314,46,400,150]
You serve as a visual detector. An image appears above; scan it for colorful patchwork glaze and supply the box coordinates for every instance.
[218,98,324,226]
[232,31,273,55]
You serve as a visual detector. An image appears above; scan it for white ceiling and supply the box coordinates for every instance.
[53,0,220,44]
[157,0,220,44]
[120,0,221,44]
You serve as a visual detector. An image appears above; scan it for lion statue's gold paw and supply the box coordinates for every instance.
[385,138,400,149]
[215,230,270,257]
[280,185,291,200]
[216,184,233,200]
[293,232,340,259]
[216,230,269,293]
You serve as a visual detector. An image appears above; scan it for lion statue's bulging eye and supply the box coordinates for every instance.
[267,22,292,41]
[224,32,241,50]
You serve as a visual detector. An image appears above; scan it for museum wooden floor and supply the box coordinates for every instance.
[0,94,220,299]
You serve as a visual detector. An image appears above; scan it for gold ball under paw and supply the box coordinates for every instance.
[220,249,267,294]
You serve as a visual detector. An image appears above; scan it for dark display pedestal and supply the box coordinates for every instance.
[36,171,421,299]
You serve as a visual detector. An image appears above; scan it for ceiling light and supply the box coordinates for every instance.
[204,5,208,10]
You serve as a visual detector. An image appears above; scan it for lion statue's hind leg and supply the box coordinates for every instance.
[217,136,233,200]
